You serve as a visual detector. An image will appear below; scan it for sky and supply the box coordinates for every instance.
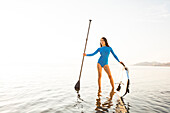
[0,0,170,66]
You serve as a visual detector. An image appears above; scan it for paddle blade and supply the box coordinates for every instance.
[74,80,80,91]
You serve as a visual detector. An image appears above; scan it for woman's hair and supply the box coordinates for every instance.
[100,37,110,47]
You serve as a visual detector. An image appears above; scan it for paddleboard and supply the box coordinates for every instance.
[115,67,130,97]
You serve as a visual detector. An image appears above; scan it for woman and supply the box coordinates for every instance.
[83,37,125,91]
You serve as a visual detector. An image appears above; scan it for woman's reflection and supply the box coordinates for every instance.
[95,88,129,113]
[95,88,115,112]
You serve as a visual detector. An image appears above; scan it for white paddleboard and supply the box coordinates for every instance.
[115,67,130,97]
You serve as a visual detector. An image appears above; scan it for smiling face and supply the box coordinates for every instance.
[100,38,106,47]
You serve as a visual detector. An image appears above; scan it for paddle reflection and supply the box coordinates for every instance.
[74,91,84,112]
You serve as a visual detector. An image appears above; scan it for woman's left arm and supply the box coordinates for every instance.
[110,47,120,62]
[110,47,126,67]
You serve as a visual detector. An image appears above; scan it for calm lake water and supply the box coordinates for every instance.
[0,63,170,113]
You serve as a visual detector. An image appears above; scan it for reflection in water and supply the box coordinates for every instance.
[74,91,85,112]
[115,97,129,113]
[95,89,130,113]
[116,97,130,113]
[74,90,130,112]
[95,89,114,112]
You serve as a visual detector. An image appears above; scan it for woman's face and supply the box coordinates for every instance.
[100,38,105,46]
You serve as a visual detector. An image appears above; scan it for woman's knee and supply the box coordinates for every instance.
[108,75,113,79]
[98,72,102,77]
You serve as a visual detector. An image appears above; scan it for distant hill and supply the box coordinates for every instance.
[134,62,170,67]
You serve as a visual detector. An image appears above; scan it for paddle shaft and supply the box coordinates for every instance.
[79,20,92,80]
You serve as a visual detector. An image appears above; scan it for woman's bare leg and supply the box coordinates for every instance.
[97,63,102,91]
[103,65,114,89]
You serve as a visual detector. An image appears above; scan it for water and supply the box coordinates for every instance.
[0,63,170,113]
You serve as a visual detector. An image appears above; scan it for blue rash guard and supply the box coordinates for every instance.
[86,46,120,67]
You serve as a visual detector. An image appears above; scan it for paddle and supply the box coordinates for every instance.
[74,20,92,92]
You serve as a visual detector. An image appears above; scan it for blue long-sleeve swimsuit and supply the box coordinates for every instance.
[86,46,120,67]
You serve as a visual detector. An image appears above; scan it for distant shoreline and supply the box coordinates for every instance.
[133,62,170,67]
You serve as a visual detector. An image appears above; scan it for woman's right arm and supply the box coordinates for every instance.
[84,48,99,56]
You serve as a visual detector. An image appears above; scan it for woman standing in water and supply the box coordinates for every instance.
[83,37,125,91]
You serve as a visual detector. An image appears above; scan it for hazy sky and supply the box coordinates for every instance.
[0,0,170,65]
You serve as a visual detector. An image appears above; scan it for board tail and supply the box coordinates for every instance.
[122,79,130,97]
